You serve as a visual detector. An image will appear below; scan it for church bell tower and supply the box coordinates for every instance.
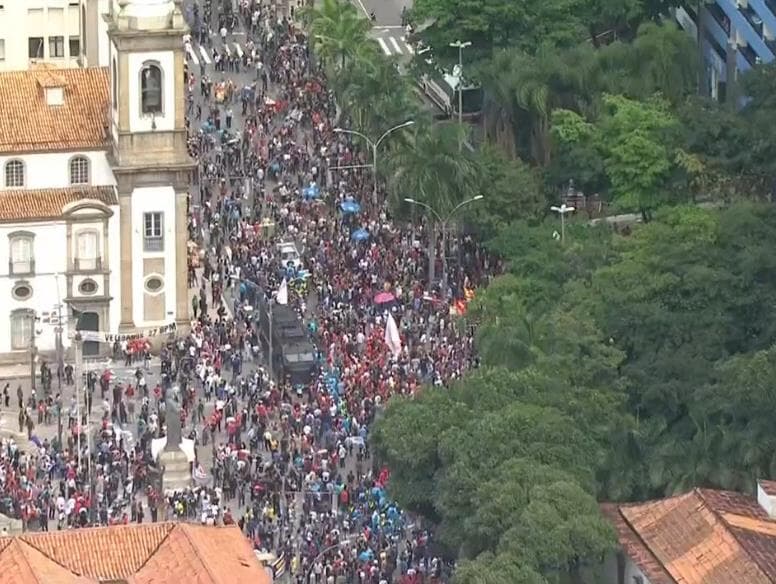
[106,0,194,332]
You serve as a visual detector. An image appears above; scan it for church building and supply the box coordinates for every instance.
[0,0,193,360]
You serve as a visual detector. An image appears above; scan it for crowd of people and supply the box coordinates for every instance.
[0,0,501,582]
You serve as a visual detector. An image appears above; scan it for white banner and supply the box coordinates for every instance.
[75,322,178,343]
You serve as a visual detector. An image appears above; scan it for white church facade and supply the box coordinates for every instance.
[0,0,193,361]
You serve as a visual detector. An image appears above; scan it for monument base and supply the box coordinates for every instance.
[159,449,191,491]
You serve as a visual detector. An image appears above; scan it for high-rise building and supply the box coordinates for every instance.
[676,0,776,100]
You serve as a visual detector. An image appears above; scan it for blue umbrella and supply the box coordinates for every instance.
[351,228,369,242]
[302,183,320,200]
[340,200,361,214]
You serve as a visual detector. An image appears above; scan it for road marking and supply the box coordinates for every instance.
[186,43,200,65]
[374,25,404,29]
[389,37,402,54]
[377,38,391,55]
[199,45,212,64]
[353,0,371,19]
[405,42,414,54]
[234,42,244,58]
[224,43,231,57]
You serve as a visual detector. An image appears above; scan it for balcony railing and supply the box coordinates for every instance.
[740,41,760,65]
[9,259,35,276]
[144,236,164,252]
[740,5,764,37]
[71,257,103,272]
[707,2,732,35]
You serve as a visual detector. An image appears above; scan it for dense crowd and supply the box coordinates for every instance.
[0,1,499,582]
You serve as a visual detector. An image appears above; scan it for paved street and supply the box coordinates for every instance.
[370,26,414,58]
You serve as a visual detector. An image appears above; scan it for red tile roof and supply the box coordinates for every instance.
[0,186,118,222]
[603,488,776,584]
[0,522,271,584]
[0,67,109,154]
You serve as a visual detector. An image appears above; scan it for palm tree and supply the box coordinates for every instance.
[387,123,480,284]
[480,45,599,165]
[302,0,371,72]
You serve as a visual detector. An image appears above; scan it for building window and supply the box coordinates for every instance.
[69,156,90,185]
[69,36,80,58]
[75,230,99,270]
[78,279,98,295]
[49,36,65,58]
[112,57,118,110]
[28,36,43,59]
[140,62,163,115]
[9,233,34,276]
[4,160,24,188]
[0,40,5,62]
[145,275,164,294]
[11,281,32,301]
[10,309,34,350]
[143,212,164,251]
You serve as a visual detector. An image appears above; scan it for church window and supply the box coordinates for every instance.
[140,62,163,115]
[4,160,24,188]
[69,156,90,185]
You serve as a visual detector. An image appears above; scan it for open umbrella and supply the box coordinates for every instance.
[340,200,361,214]
[351,228,369,242]
[302,183,320,200]
[374,291,395,304]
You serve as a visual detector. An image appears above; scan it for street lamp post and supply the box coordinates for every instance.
[550,203,575,244]
[405,195,484,293]
[449,40,472,128]
[334,120,415,204]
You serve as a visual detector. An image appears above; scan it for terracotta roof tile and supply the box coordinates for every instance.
[134,524,267,584]
[0,186,118,221]
[0,523,271,584]
[20,522,174,580]
[604,488,776,584]
[600,503,675,584]
[0,67,109,154]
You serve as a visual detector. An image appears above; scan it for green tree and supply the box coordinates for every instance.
[387,123,479,283]
[596,94,681,218]
[303,0,371,71]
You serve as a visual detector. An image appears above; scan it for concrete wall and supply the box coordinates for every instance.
[130,185,177,327]
[0,151,115,190]
[0,0,81,71]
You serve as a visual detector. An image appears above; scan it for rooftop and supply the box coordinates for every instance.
[0,522,271,584]
[603,487,776,584]
[0,186,118,222]
[0,67,110,154]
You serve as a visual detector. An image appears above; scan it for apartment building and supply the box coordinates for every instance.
[0,0,82,71]
[676,0,776,100]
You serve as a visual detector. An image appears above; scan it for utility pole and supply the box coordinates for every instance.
[449,40,472,129]
[28,313,38,392]
[73,332,83,472]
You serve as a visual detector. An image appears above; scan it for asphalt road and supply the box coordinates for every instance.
[352,0,411,27]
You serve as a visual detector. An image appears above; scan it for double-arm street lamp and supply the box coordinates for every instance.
[550,203,575,243]
[404,195,484,293]
[449,40,472,128]
[333,120,415,203]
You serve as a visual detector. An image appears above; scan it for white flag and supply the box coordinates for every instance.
[384,313,402,358]
[276,278,289,305]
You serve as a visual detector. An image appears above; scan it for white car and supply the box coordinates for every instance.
[277,242,302,271]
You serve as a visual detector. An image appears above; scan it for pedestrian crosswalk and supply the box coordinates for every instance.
[185,41,250,67]
[375,35,414,57]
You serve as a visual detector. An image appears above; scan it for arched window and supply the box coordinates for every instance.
[69,156,90,185]
[4,160,24,188]
[111,56,117,110]
[75,229,99,270]
[10,309,34,351]
[140,62,163,115]
[8,232,34,276]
